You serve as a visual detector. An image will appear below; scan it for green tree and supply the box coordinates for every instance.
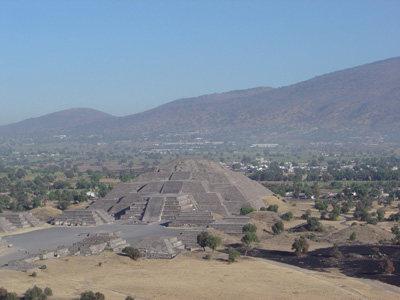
[228,248,241,263]
[242,231,259,255]
[122,247,141,260]
[329,205,341,221]
[376,209,385,222]
[306,217,324,232]
[24,286,46,300]
[242,224,257,234]
[267,204,279,213]
[205,235,222,252]
[240,206,256,215]
[350,232,357,241]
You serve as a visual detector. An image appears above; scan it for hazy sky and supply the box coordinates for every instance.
[1,0,399,126]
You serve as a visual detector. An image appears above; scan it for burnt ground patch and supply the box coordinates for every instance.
[227,244,400,287]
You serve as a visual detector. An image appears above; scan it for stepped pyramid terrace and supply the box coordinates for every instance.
[86,158,272,228]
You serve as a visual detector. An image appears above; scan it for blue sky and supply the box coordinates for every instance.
[1,0,399,126]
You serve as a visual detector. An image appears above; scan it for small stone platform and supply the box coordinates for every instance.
[51,209,114,226]
[0,213,42,232]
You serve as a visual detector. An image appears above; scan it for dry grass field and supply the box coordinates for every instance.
[1,250,399,300]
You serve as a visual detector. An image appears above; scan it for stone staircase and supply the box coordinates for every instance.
[168,210,215,227]
[51,209,113,226]
[0,216,17,233]
[94,209,115,223]
[23,213,43,227]
[177,229,209,249]
[0,213,42,230]
[118,200,149,220]
[161,197,182,221]
[210,216,249,236]
[106,237,130,252]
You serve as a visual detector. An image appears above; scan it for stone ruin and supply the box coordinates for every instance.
[134,236,185,259]
[6,231,129,270]
[51,209,114,226]
[0,213,42,233]
[66,231,130,256]
[90,158,272,229]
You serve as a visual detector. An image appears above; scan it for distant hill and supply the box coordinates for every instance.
[0,108,115,136]
[1,57,399,143]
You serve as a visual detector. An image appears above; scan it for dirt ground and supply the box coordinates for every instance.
[1,251,400,300]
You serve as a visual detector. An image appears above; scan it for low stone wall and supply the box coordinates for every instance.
[3,231,129,270]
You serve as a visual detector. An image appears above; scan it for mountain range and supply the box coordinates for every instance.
[1,56,400,144]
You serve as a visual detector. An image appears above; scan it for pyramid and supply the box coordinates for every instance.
[90,159,272,226]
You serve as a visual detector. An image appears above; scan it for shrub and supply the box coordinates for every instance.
[24,286,44,300]
[79,291,105,300]
[125,296,135,300]
[350,232,356,241]
[305,233,316,241]
[281,211,293,221]
[122,247,141,260]
[389,212,400,222]
[272,221,284,235]
[204,254,211,260]
[242,224,257,233]
[0,287,18,300]
[379,258,395,275]
[31,272,37,277]
[330,244,342,258]
[43,288,53,297]
[267,205,279,213]
[260,207,267,211]
[391,225,400,235]
[240,206,256,215]
[292,236,309,256]
[228,248,240,263]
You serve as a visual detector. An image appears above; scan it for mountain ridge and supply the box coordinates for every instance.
[1,56,399,143]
